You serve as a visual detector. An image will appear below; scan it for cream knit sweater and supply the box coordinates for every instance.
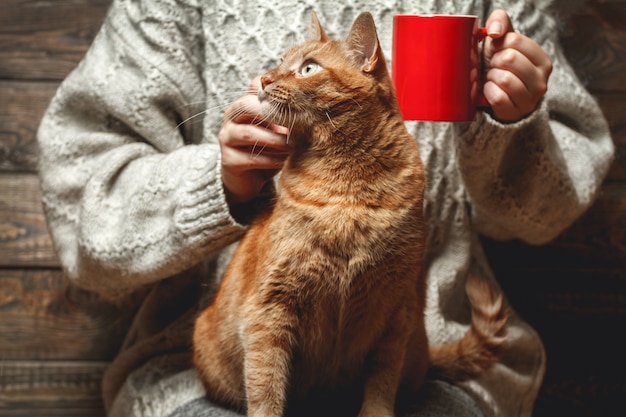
[37,0,614,416]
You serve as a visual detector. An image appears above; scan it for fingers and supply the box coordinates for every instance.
[224,89,289,134]
[487,30,552,71]
[219,79,290,204]
[221,92,290,159]
[482,9,553,122]
[483,42,549,120]
[219,122,290,167]
[484,9,514,40]
[219,120,288,204]
[224,93,264,125]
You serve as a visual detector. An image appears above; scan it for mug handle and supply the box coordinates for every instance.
[476,27,491,110]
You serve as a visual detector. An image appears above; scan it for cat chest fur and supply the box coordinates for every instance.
[241,194,424,386]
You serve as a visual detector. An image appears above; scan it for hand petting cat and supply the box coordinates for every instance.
[219,9,554,205]
[219,76,291,205]
[482,9,553,123]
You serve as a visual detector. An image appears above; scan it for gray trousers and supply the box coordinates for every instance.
[167,380,485,417]
[109,355,484,417]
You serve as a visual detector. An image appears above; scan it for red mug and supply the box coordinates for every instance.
[392,15,489,121]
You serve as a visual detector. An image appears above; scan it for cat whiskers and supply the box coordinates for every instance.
[178,89,293,161]
[287,103,296,145]
[325,111,337,129]
[250,144,268,160]
[174,90,253,132]
[174,110,209,131]
[351,98,363,109]
[174,89,290,164]
[246,101,284,160]
[257,100,295,147]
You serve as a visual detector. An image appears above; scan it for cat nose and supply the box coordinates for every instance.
[260,75,273,89]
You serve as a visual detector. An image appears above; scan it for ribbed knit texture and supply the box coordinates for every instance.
[37,0,614,416]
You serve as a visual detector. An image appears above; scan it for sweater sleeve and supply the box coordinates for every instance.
[457,0,614,245]
[37,0,246,297]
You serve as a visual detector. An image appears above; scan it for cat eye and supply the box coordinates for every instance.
[298,61,321,77]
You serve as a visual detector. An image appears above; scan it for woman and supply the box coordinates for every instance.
[37,0,614,416]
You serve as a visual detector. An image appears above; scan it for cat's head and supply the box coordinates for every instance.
[258,12,396,134]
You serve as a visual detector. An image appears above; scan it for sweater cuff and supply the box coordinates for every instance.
[174,144,247,248]
[461,100,548,151]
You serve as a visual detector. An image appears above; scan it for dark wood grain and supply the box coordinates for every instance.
[0,81,59,172]
[0,361,106,417]
[0,173,59,267]
[561,0,626,94]
[0,269,139,361]
[0,0,111,80]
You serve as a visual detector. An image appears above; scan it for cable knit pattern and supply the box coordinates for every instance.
[36,0,614,416]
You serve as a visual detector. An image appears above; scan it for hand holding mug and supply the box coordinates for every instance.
[392,10,552,123]
[393,14,489,121]
[482,9,553,123]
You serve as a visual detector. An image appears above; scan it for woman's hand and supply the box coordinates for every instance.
[219,77,290,205]
[482,9,553,123]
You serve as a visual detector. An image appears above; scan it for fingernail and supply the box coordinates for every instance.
[488,21,502,36]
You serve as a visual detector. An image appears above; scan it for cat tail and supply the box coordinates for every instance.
[428,275,508,382]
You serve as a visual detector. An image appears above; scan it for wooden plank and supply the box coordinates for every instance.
[0,269,139,361]
[0,173,58,268]
[561,1,626,94]
[0,0,111,80]
[0,360,106,417]
[0,80,59,172]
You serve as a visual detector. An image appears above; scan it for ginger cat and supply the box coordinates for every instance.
[193,12,507,417]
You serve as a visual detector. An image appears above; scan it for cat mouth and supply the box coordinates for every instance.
[258,85,290,106]
[258,88,297,130]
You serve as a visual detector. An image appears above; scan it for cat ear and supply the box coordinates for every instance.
[307,11,329,42]
[346,12,383,74]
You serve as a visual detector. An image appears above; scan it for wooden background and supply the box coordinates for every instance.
[0,0,624,415]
